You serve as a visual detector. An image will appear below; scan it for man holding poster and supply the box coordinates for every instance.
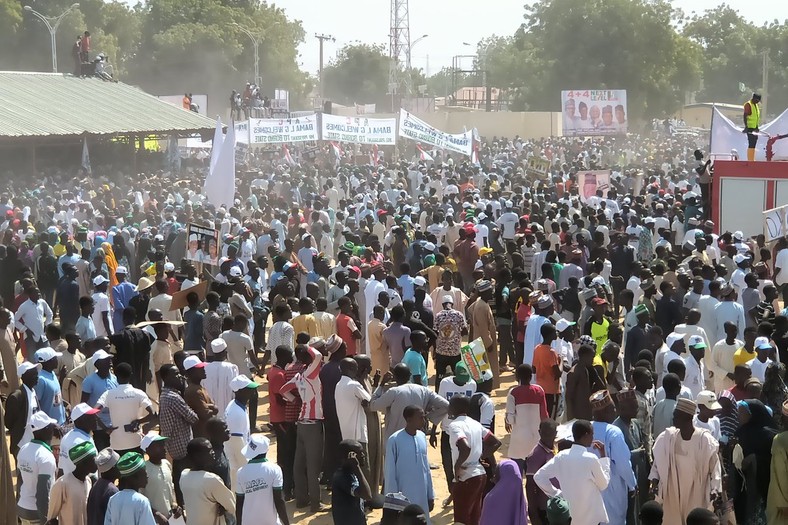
[186,224,220,267]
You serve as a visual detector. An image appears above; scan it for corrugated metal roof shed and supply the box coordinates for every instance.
[0,71,217,139]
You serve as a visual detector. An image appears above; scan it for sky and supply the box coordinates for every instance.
[275,0,788,75]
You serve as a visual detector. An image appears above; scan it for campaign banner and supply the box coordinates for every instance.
[578,170,612,203]
[764,205,788,242]
[186,223,220,266]
[561,90,628,136]
[234,120,250,144]
[322,114,397,145]
[526,157,551,179]
[459,338,493,383]
[250,114,319,144]
[398,108,473,156]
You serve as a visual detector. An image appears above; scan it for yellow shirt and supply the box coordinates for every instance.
[733,347,756,367]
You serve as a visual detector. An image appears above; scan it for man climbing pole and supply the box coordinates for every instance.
[743,93,762,161]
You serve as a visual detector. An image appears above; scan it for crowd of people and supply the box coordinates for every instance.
[0,128,787,525]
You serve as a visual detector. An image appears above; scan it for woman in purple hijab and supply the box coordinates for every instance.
[479,458,528,525]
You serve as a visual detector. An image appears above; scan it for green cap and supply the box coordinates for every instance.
[634,304,649,316]
[117,452,146,478]
[546,496,571,523]
[68,441,97,464]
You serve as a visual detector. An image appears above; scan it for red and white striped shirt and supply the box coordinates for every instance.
[281,346,323,421]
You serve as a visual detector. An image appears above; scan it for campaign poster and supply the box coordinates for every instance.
[561,90,628,136]
[459,338,493,383]
[186,223,220,266]
[578,170,611,203]
[250,114,319,144]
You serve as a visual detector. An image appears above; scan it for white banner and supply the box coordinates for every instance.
[250,114,318,144]
[398,108,472,156]
[322,114,396,145]
[234,120,250,144]
[561,90,628,136]
[710,106,788,161]
[764,205,788,242]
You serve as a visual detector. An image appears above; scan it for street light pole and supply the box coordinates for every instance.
[24,3,80,73]
[233,23,260,85]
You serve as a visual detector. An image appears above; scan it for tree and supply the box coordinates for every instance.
[487,0,702,117]
[321,43,390,107]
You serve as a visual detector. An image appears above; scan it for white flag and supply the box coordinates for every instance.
[204,121,236,208]
[209,117,224,175]
[81,136,91,174]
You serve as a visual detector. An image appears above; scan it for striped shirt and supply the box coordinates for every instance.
[280,346,323,421]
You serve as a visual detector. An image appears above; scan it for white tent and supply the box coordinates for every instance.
[710,106,788,161]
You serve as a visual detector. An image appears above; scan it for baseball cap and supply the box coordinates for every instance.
[140,432,168,452]
[696,390,722,411]
[183,355,205,371]
[164,262,176,272]
[733,253,750,264]
[30,411,57,431]
[91,349,112,364]
[228,266,243,278]
[666,332,684,349]
[115,266,128,275]
[591,297,608,307]
[92,275,109,287]
[688,335,707,349]
[33,347,62,363]
[230,374,259,392]
[242,434,270,459]
[18,361,41,377]
[755,336,772,350]
[71,403,100,421]
[555,318,576,333]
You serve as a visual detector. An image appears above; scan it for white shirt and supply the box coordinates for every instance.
[14,298,53,342]
[236,460,284,525]
[534,444,611,525]
[335,375,371,443]
[58,428,93,475]
[91,292,113,338]
[447,415,488,481]
[225,400,250,441]
[97,383,152,450]
[662,350,683,379]
[693,416,721,441]
[496,212,520,240]
[20,384,40,449]
[17,440,57,512]
[747,357,773,383]
[204,361,239,421]
[775,248,788,286]
[655,385,693,403]
[682,355,706,399]
[626,276,643,305]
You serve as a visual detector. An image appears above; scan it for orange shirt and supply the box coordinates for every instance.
[533,343,561,394]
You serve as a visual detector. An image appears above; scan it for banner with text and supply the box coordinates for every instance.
[398,108,473,156]
[578,170,612,203]
[321,114,397,145]
[561,90,628,136]
[250,114,319,144]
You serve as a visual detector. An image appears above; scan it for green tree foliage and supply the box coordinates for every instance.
[322,43,391,107]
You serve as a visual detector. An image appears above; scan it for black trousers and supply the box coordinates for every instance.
[747,132,759,148]
[248,388,259,430]
[172,457,190,506]
[274,422,297,496]
[434,353,461,390]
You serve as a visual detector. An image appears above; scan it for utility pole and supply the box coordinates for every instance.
[315,33,335,101]
[762,49,769,116]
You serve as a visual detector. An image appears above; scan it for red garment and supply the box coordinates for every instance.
[281,363,304,422]
[81,36,90,53]
[166,276,180,295]
[336,313,358,356]
[267,365,288,423]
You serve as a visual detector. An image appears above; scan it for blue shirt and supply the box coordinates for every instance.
[402,348,428,386]
[183,308,204,351]
[111,282,138,332]
[76,316,97,343]
[104,489,155,525]
[34,369,66,425]
[82,372,118,426]
[397,275,415,301]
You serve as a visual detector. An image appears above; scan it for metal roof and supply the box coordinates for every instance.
[0,71,217,139]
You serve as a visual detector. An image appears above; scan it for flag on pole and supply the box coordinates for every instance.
[371,144,380,166]
[416,144,433,162]
[283,145,296,167]
[209,117,224,175]
[204,119,236,208]
[330,141,343,162]
[471,127,481,166]
[81,136,91,174]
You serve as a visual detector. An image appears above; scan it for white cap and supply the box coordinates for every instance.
[477,212,487,221]
[555,318,576,332]
[413,276,427,287]
[733,230,744,240]
[666,332,684,349]
[242,434,270,459]
[230,374,259,392]
[140,432,168,451]
[92,275,109,286]
[228,266,243,278]
[164,262,175,272]
[115,266,128,275]
[71,403,100,421]
[30,411,57,431]
[33,347,62,363]
[91,349,112,364]
[17,361,41,377]
[688,335,707,348]
[733,253,750,264]
[696,390,722,410]
[755,336,772,350]
[441,294,454,305]
[183,355,205,371]
[210,339,228,354]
